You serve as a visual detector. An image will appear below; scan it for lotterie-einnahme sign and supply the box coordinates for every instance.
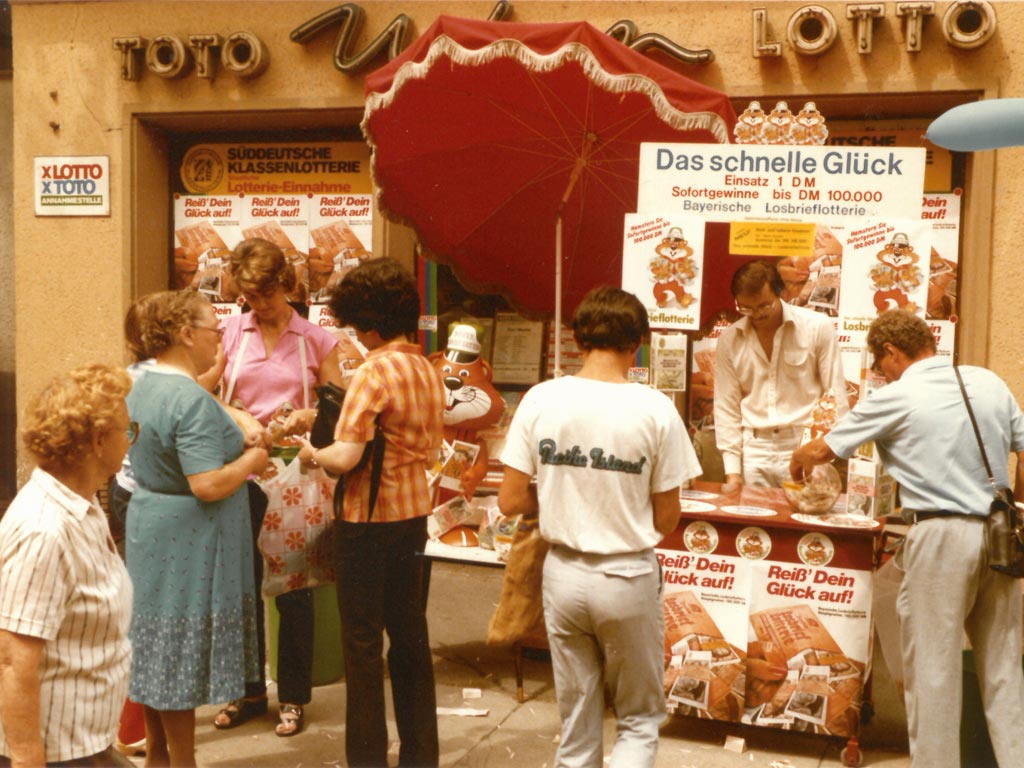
[34,156,110,217]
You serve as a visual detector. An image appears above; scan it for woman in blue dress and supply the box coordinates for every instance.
[126,290,268,767]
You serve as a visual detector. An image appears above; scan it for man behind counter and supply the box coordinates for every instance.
[714,260,847,489]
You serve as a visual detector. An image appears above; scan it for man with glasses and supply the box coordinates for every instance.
[714,260,846,489]
[790,310,1024,768]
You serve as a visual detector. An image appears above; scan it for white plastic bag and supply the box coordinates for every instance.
[257,459,337,597]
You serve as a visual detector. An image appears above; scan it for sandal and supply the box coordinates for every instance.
[213,697,268,729]
[275,704,304,737]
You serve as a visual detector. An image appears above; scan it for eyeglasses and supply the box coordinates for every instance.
[735,298,777,316]
[870,348,889,374]
[126,421,140,445]
[190,324,225,338]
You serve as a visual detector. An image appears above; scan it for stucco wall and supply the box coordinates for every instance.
[10,1,1024,480]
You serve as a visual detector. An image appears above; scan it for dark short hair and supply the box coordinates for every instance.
[328,257,419,340]
[731,260,784,298]
[571,286,649,352]
[867,309,936,359]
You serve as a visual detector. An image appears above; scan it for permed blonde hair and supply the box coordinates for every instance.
[137,290,211,358]
[22,364,132,470]
[230,238,297,294]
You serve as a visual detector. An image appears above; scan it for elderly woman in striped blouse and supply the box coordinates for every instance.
[0,364,137,767]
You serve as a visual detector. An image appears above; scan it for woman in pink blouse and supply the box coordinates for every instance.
[212,239,345,738]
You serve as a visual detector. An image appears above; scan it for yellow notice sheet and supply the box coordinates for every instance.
[729,221,816,258]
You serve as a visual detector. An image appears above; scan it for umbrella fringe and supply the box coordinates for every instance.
[362,34,731,145]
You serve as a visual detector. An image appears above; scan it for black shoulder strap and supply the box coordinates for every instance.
[954,365,997,489]
[365,416,386,522]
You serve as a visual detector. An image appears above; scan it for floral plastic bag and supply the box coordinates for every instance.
[257,458,337,597]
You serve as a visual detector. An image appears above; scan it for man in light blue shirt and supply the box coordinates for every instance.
[791,309,1024,768]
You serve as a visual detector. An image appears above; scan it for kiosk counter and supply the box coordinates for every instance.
[658,480,881,752]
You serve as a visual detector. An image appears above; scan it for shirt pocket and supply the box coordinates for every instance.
[783,348,810,368]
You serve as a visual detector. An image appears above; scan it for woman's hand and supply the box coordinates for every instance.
[236,411,271,450]
[282,408,317,437]
[296,434,369,476]
[296,436,319,470]
[243,445,270,476]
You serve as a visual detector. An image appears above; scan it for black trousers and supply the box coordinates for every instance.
[334,516,438,768]
[246,481,314,705]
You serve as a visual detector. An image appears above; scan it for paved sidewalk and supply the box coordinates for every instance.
[175,560,910,767]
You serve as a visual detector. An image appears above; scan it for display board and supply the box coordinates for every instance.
[657,482,877,738]
[173,141,374,314]
[629,123,961,430]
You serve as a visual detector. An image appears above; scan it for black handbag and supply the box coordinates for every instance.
[955,366,1024,578]
[331,418,386,524]
[310,383,387,523]
[310,383,346,448]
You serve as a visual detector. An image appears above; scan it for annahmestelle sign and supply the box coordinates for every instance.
[34,155,110,217]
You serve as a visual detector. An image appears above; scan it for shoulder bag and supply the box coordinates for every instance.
[955,366,1024,578]
[487,516,549,648]
[310,383,346,448]
[308,381,386,524]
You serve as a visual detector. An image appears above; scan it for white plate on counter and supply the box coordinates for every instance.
[792,513,881,529]
[679,490,719,501]
[679,500,717,513]
[719,505,777,517]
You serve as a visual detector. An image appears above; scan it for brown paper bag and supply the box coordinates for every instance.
[486,521,549,648]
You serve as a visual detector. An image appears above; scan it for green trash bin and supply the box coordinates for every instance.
[960,650,1024,768]
[267,582,344,686]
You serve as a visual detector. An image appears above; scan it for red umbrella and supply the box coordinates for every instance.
[363,16,736,365]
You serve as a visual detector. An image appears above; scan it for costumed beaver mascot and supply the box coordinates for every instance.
[429,324,506,499]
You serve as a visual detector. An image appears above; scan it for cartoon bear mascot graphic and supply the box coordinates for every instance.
[734,100,767,144]
[650,226,697,308]
[428,324,506,499]
[869,232,922,314]
[791,101,829,146]
[763,101,794,145]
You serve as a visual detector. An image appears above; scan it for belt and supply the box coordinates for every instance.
[743,426,801,440]
[910,510,983,523]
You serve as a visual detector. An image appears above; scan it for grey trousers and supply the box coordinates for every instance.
[542,545,665,768]
[897,515,1024,768]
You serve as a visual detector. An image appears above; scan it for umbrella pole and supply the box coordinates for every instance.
[553,138,595,379]
[555,214,563,377]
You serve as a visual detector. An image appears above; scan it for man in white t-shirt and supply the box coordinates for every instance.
[499,286,702,768]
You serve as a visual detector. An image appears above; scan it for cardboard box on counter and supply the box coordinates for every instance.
[846,447,896,518]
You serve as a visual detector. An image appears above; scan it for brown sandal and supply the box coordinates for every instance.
[275,704,304,737]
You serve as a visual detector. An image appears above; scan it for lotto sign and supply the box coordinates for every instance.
[34,156,110,216]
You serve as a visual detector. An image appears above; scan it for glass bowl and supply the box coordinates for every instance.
[783,463,842,515]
